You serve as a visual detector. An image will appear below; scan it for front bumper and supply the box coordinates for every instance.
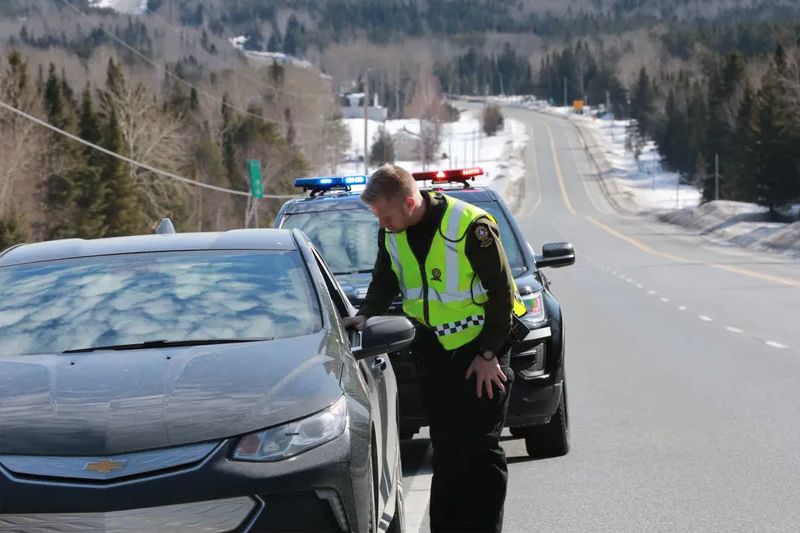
[0,431,366,532]
[393,325,563,432]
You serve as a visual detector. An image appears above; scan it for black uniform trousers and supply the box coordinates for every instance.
[414,325,513,533]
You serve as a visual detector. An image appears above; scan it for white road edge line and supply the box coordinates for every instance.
[725,326,744,334]
[660,297,669,303]
[678,306,687,311]
[699,315,713,322]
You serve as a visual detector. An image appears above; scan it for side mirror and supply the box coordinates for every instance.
[535,242,575,268]
[353,316,415,360]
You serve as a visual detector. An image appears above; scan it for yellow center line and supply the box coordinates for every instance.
[542,122,800,289]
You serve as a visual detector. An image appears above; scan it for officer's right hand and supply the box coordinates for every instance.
[343,315,367,332]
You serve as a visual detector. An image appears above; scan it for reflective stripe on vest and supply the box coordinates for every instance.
[385,193,524,350]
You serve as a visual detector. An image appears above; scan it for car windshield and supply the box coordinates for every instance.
[0,250,321,356]
[281,199,527,276]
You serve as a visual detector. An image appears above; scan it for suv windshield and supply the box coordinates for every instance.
[0,250,321,356]
[281,199,527,276]
[282,208,380,274]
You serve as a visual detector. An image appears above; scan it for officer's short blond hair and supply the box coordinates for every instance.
[361,164,418,204]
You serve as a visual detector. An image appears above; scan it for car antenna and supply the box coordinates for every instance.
[155,218,176,234]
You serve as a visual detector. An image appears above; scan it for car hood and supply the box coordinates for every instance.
[0,330,344,456]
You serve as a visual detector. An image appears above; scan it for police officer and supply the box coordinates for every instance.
[344,164,526,533]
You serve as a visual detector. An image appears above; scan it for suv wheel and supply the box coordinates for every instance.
[524,382,570,458]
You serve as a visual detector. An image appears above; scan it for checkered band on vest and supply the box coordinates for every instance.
[434,315,485,337]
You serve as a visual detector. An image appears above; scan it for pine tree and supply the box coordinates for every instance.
[43,63,83,238]
[753,71,795,211]
[73,87,108,238]
[630,67,657,139]
[267,21,282,53]
[0,213,28,250]
[730,86,760,202]
[101,107,141,236]
[369,126,395,166]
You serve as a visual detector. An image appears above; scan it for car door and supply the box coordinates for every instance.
[309,246,399,520]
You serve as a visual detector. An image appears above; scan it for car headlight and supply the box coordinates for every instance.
[233,396,348,462]
[521,291,546,323]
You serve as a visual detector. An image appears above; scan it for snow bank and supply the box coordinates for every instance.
[657,201,800,255]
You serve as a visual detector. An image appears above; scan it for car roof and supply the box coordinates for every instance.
[281,186,498,214]
[0,229,298,267]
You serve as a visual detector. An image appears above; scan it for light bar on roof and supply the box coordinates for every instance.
[294,175,367,192]
[412,167,484,182]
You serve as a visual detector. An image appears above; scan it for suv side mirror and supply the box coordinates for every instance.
[353,316,415,360]
[535,242,575,268]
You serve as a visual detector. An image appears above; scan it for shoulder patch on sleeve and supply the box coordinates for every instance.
[474,224,494,247]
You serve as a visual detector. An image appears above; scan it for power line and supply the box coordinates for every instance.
[0,98,299,199]
[142,5,334,101]
[57,0,324,132]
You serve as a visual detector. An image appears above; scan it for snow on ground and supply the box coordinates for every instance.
[332,107,527,198]
[89,0,147,14]
[571,114,702,210]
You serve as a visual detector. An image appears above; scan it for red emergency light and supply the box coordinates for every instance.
[412,167,484,183]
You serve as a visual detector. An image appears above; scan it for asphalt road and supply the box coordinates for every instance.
[402,106,800,532]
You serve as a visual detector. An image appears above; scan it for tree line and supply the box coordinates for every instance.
[630,45,800,211]
[0,48,344,250]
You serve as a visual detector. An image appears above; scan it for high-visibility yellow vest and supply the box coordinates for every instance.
[385,193,527,350]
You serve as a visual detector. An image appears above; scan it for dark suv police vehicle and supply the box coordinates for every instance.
[275,169,575,458]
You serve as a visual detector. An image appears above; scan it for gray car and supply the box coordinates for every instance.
[0,224,412,532]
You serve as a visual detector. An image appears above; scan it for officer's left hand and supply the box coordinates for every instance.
[465,352,507,400]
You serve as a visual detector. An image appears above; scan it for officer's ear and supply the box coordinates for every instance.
[402,195,417,213]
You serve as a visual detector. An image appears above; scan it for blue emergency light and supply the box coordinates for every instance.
[294,175,367,194]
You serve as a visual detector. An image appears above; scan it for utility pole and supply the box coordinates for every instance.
[715,153,720,202]
[563,76,568,108]
[472,128,477,166]
[364,71,369,176]
[448,139,452,168]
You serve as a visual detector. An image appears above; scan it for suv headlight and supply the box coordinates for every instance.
[521,291,546,324]
[233,396,348,462]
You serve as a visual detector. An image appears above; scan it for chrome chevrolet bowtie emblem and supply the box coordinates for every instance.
[85,459,126,474]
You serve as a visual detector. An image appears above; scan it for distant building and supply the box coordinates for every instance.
[341,92,388,121]
[392,127,421,161]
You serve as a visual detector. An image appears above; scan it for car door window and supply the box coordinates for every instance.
[311,247,363,350]
[310,248,351,318]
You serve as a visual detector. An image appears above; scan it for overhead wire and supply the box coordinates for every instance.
[0,98,299,199]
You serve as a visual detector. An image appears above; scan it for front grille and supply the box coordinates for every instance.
[0,496,260,533]
[0,442,219,482]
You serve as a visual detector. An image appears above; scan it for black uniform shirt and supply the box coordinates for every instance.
[358,192,515,355]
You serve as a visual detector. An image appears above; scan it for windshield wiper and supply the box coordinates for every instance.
[63,338,273,354]
[333,269,373,275]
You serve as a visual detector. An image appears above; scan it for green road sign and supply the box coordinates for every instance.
[248,160,264,199]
